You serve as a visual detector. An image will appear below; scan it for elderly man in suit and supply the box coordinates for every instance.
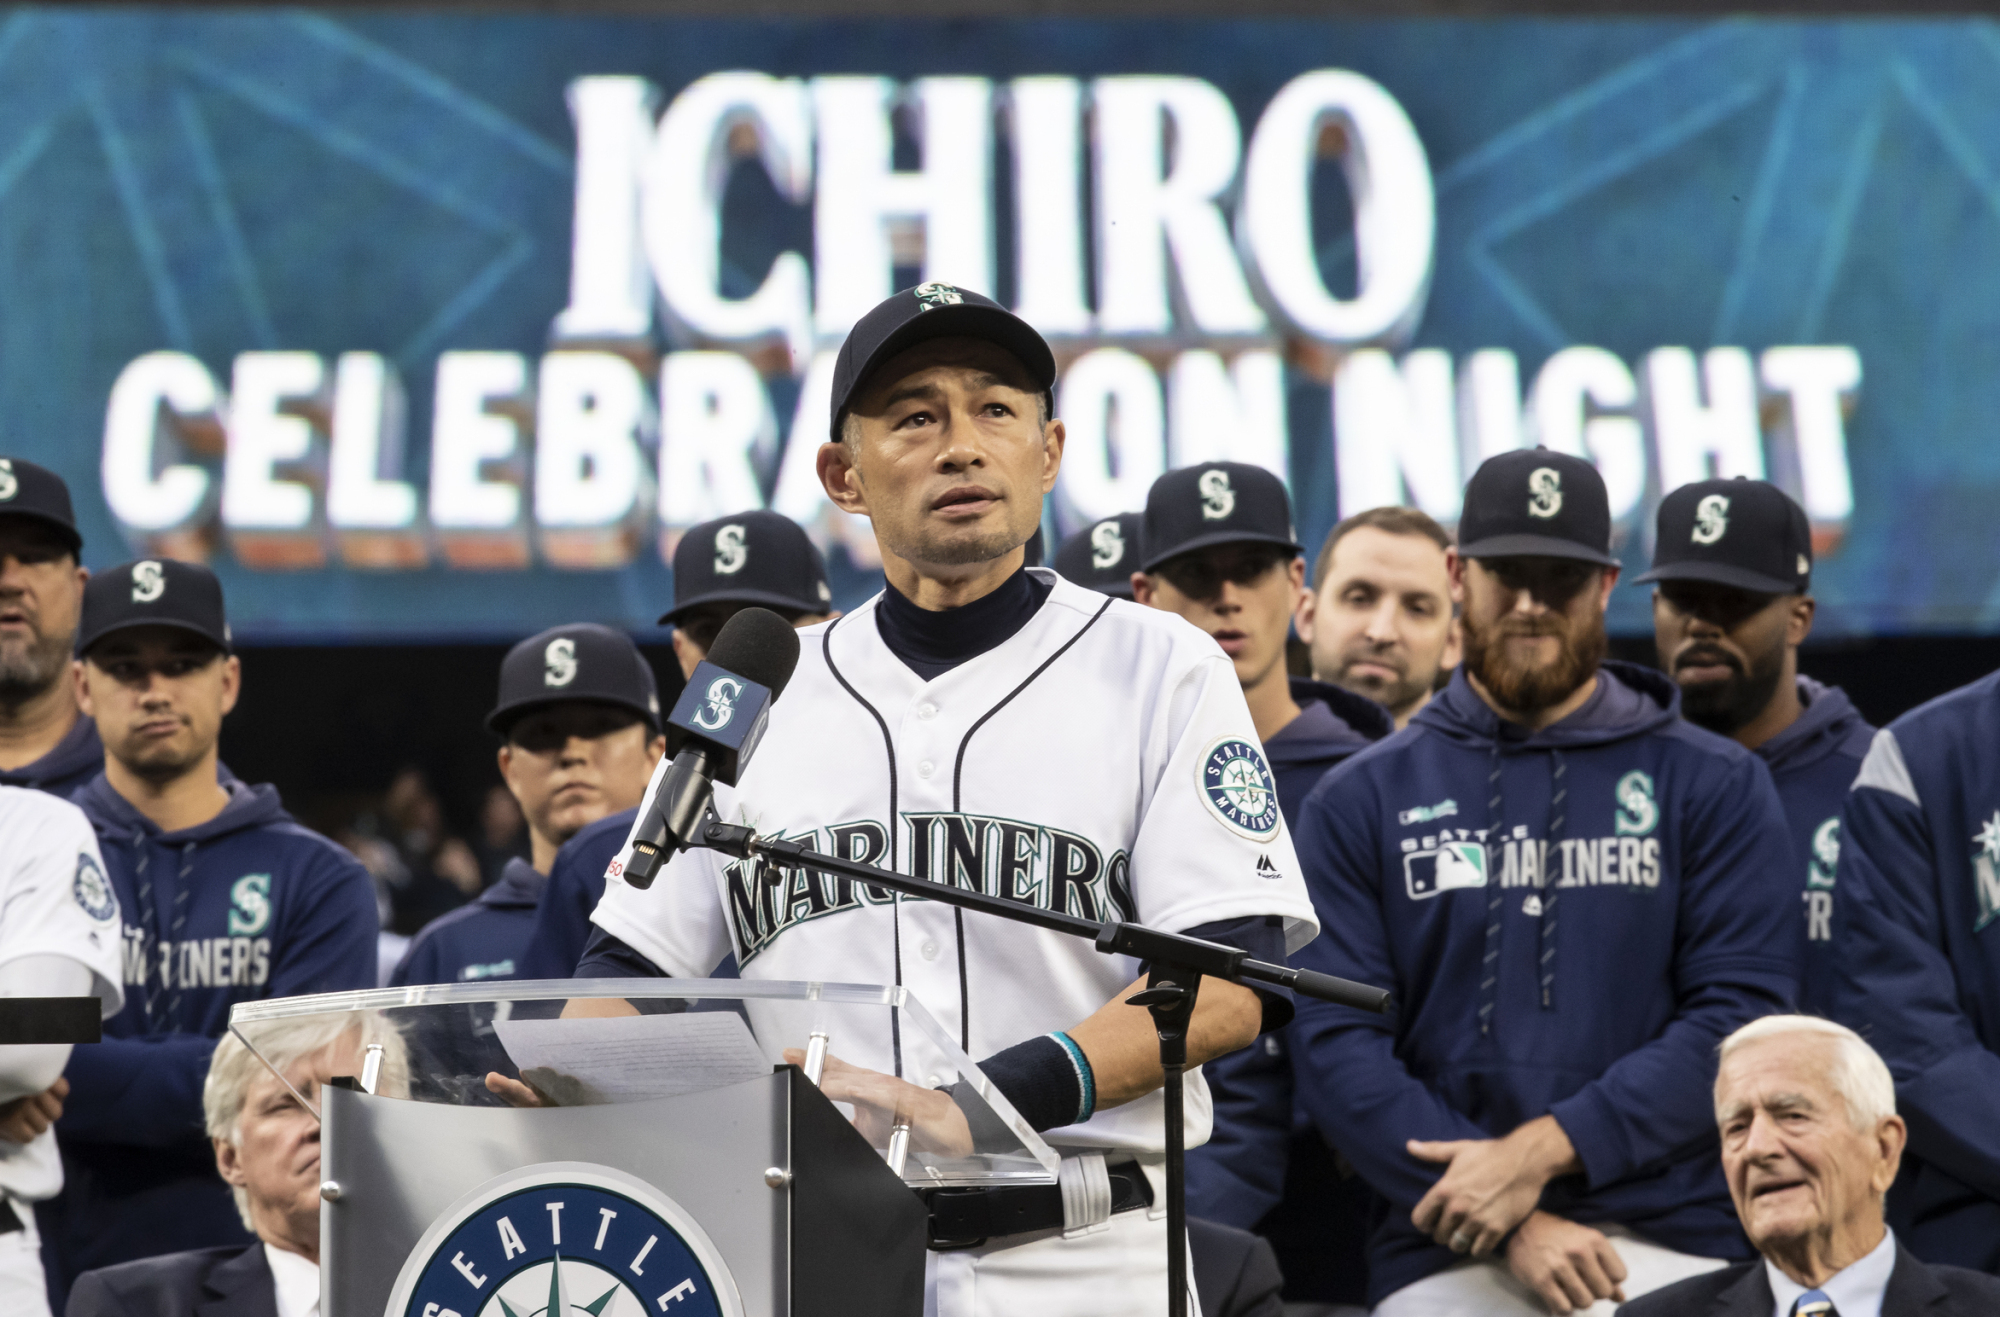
[1620,1016,2000,1317]
[64,1014,406,1317]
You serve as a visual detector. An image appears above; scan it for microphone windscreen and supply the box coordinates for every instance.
[704,606,803,700]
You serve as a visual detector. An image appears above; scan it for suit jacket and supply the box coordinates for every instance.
[64,1244,278,1317]
[1188,1216,1285,1317]
[1616,1241,2000,1317]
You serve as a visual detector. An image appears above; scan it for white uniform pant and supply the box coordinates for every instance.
[1371,1225,1728,1317]
[924,1186,1201,1317]
[0,1197,50,1317]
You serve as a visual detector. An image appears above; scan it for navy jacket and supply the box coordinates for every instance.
[391,857,546,986]
[1189,678,1390,1303]
[1290,662,1797,1302]
[514,809,634,981]
[1615,1241,2000,1317]
[40,775,376,1301]
[1831,669,2000,1272]
[1757,677,1873,1015]
[0,715,103,799]
[64,1243,276,1317]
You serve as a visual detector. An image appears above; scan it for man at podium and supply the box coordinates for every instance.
[571,285,1319,1316]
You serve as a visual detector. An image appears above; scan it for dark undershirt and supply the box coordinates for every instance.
[873,565,1054,680]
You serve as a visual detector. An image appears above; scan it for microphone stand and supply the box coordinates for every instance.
[694,820,1390,1317]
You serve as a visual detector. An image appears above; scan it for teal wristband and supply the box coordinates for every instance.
[1050,1030,1095,1124]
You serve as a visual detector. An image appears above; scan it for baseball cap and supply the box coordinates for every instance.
[77,559,229,656]
[487,623,661,736]
[0,457,82,554]
[660,510,833,626]
[1054,512,1143,599]
[1457,448,1618,567]
[1633,477,1812,595]
[828,283,1057,443]
[1140,463,1301,572]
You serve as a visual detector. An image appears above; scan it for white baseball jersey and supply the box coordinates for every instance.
[0,786,124,1201]
[595,570,1319,1154]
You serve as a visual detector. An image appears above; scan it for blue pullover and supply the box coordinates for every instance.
[0,716,103,799]
[391,857,546,986]
[514,808,635,981]
[37,774,378,1302]
[1830,669,2000,1272]
[1289,662,1797,1302]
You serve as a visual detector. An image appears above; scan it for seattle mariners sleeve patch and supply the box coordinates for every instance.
[73,853,118,923]
[1199,738,1282,839]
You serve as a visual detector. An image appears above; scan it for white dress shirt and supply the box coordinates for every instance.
[263,1243,321,1317]
[1765,1227,1897,1317]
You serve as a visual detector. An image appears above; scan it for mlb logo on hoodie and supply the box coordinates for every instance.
[1406,841,1488,899]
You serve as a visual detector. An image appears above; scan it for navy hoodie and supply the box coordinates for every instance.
[39,774,378,1301]
[391,857,546,986]
[1289,662,1797,1302]
[514,808,634,981]
[0,715,103,799]
[1830,669,2000,1271]
[1753,677,1873,1016]
[1190,676,1392,1305]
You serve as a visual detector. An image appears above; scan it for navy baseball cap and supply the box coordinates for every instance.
[661,510,833,626]
[488,623,660,736]
[1457,448,1618,567]
[0,457,82,554]
[828,283,1057,443]
[77,559,229,656]
[1140,463,1301,572]
[1634,477,1812,595]
[1054,512,1142,599]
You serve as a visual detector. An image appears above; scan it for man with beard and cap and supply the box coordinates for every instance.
[1132,464,1392,1315]
[0,459,103,798]
[512,511,834,981]
[1287,449,1799,1317]
[1296,506,1460,730]
[1637,478,1872,1016]
[1054,512,1142,600]
[390,625,666,986]
[37,560,377,1306]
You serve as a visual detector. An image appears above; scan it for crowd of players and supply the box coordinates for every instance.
[1,402,1999,1315]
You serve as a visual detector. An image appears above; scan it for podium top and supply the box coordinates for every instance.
[229,978,1059,1188]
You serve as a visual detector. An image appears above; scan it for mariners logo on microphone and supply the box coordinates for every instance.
[692,677,742,732]
[386,1163,742,1317]
[1199,738,1280,839]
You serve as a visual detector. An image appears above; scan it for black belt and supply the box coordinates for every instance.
[0,1200,23,1235]
[922,1157,1153,1250]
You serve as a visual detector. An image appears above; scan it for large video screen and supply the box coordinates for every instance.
[2,11,1990,637]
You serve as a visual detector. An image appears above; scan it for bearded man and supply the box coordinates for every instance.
[0,459,103,797]
[1284,450,1799,1316]
[1636,478,1873,1017]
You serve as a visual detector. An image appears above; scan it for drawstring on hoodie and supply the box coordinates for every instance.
[133,841,197,1032]
[1479,742,1505,1037]
[1479,742,1570,1034]
[1540,751,1566,1010]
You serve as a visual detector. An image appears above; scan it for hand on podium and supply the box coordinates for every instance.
[784,1048,973,1158]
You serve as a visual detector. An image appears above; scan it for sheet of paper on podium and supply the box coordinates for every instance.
[492,1011,771,1104]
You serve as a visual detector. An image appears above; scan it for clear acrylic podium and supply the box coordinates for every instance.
[229,979,1060,1317]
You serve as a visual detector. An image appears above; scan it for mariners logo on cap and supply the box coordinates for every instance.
[913,281,964,311]
[544,637,578,688]
[73,853,117,923]
[386,1163,742,1317]
[1198,469,1236,521]
[130,561,165,603]
[713,524,748,575]
[1090,519,1127,569]
[1527,468,1563,519]
[0,460,16,502]
[1692,495,1730,545]
[1199,738,1280,839]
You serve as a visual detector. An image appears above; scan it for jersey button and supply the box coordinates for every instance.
[920,939,941,961]
[917,760,935,779]
[918,703,938,720]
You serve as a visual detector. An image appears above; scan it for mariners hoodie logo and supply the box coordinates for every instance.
[1974,812,2000,930]
[228,874,272,936]
[712,524,748,575]
[1527,468,1562,518]
[1807,818,1840,890]
[386,1163,741,1317]
[1692,494,1730,545]
[1198,470,1236,520]
[1200,738,1280,838]
[1614,772,1658,837]
[1089,519,1126,569]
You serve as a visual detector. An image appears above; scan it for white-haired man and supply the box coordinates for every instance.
[1619,1016,2000,1317]
[63,1016,405,1317]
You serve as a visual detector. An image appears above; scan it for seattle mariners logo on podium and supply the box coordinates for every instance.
[386,1164,742,1317]
[1199,738,1281,839]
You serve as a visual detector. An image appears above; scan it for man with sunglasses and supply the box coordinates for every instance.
[1287,450,1799,1316]
[391,624,667,987]
[39,559,376,1304]
[1637,478,1872,1017]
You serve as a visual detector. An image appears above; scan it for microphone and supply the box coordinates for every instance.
[620,607,802,888]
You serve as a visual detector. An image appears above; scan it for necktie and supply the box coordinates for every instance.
[1792,1291,1837,1317]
